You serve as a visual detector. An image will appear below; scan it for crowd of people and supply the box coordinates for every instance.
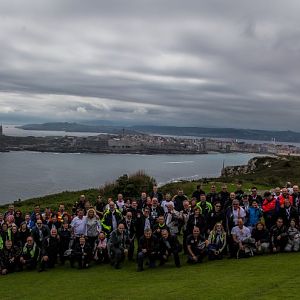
[1,182,300,275]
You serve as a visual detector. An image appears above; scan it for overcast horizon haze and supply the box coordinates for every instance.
[0,1,300,131]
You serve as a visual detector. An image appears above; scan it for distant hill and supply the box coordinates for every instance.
[18,122,138,135]
[132,125,300,143]
[18,122,300,143]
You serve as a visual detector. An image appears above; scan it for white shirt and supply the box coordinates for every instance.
[231,225,251,242]
[71,216,87,236]
[232,207,246,225]
[161,200,172,213]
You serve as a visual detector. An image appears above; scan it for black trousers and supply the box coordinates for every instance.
[160,250,181,267]
[137,251,156,269]
[110,248,125,267]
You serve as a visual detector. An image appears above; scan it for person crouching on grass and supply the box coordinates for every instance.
[19,236,40,270]
[207,223,227,260]
[70,235,91,269]
[0,240,21,275]
[137,228,159,272]
[186,226,208,264]
[159,229,182,268]
[94,231,109,264]
[39,228,60,272]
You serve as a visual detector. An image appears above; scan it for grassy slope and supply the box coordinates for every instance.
[0,182,270,214]
[1,253,300,300]
[227,156,300,187]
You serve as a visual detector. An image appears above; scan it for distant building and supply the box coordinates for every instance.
[0,123,3,136]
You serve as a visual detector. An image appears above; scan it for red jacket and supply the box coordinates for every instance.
[278,195,294,207]
[262,198,276,213]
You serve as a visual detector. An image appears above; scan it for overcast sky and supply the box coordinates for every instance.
[0,0,299,130]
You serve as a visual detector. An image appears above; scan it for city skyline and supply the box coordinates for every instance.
[0,0,299,130]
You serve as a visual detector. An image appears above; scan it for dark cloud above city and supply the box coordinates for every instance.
[0,0,300,130]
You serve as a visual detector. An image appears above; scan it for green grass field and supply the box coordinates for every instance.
[1,253,300,300]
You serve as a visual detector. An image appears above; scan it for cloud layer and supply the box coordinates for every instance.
[0,0,300,130]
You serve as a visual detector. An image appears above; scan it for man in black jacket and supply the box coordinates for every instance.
[58,222,71,265]
[150,185,163,203]
[270,217,288,253]
[186,226,208,264]
[108,223,129,269]
[70,236,91,269]
[207,202,225,231]
[206,185,220,204]
[0,240,21,275]
[39,228,60,272]
[31,220,50,248]
[19,236,40,270]
[135,208,154,242]
[173,190,188,212]
[192,185,205,202]
[159,229,181,268]
[137,228,159,271]
[279,198,299,227]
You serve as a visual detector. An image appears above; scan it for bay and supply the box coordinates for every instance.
[0,151,261,204]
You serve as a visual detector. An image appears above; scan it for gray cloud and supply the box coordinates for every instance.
[0,0,300,130]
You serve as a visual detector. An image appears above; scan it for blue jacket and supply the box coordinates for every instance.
[247,207,262,227]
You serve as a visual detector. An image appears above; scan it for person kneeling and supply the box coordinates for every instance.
[0,240,21,275]
[159,229,182,268]
[137,229,159,271]
[186,226,208,264]
[231,218,255,258]
[39,228,60,272]
[284,219,300,252]
[94,231,109,264]
[207,223,227,260]
[70,236,91,269]
[19,237,40,270]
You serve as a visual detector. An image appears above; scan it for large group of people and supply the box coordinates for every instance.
[1,181,300,275]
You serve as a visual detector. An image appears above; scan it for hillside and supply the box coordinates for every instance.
[220,155,300,187]
[1,155,299,212]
